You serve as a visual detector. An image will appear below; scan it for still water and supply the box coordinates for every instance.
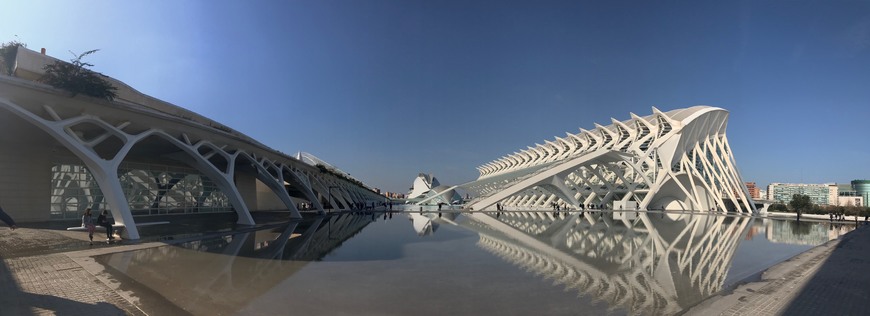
[95,210,855,315]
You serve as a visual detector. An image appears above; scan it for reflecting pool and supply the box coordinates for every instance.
[94,211,856,315]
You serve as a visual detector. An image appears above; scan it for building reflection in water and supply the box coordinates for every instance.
[407,210,460,236]
[459,211,753,315]
[763,219,854,245]
[95,213,375,315]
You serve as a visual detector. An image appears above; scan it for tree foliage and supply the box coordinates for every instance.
[40,49,117,100]
[315,164,367,189]
[788,194,813,214]
[0,39,26,75]
[769,203,788,212]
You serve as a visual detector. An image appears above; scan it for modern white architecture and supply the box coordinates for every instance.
[406,173,462,205]
[0,47,384,239]
[464,106,757,214]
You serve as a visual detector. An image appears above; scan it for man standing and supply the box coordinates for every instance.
[97,210,114,241]
[0,206,17,230]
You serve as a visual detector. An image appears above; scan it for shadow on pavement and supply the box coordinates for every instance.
[0,255,126,316]
[782,224,870,315]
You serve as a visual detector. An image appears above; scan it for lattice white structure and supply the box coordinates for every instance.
[0,47,384,239]
[465,106,756,214]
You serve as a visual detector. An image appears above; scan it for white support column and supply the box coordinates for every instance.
[542,175,582,209]
[0,100,146,238]
[284,167,325,215]
[247,156,301,219]
[163,141,254,226]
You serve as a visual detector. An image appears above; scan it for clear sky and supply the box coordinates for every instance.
[3,1,869,193]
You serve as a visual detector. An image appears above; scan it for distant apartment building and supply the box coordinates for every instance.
[745,182,760,200]
[767,183,834,205]
[382,191,406,199]
[767,182,870,207]
[836,195,863,207]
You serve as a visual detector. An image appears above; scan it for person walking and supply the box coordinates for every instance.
[97,210,114,241]
[0,206,17,230]
[82,208,95,245]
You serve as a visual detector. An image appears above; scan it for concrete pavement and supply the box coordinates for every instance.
[686,224,870,316]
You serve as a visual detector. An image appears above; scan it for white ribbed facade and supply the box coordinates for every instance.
[0,47,384,239]
[465,106,756,214]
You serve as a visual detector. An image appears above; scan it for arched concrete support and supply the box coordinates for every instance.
[280,166,325,215]
[343,184,363,203]
[1,79,384,236]
[154,135,254,226]
[310,176,349,210]
[0,99,145,238]
[327,181,352,210]
[539,175,582,209]
[334,184,356,208]
[466,149,626,211]
[237,154,301,219]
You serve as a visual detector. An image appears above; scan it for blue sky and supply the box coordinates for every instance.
[3,1,869,193]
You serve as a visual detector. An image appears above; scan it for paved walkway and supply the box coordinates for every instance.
[686,224,870,316]
[0,226,146,315]
[0,213,304,315]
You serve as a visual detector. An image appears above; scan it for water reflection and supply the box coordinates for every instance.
[95,213,376,315]
[448,212,856,315]
[407,211,459,236]
[93,210,857,315]
[457,212,750,315]
[766,220,854,245]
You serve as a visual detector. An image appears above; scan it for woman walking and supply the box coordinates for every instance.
[82,208,95,245]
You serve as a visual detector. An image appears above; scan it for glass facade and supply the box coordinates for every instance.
[51,160,232,220]
[851,180,870,207]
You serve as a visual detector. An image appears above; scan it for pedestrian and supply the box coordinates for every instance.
[97,210,114,241]
[0,206,17,230]
[82,208,95,245]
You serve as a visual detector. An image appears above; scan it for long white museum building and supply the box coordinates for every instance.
[464,106,757,215]
[0,47,384,239]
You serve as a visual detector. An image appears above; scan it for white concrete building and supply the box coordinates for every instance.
[0,47,384,239]
[464,106,756,214]
[407,173,462,205]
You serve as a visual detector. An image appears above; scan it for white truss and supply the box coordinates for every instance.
[0,87,383,239]
[465,106,756,214]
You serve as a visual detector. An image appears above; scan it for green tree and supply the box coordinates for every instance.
[789,194,812,219]
[0,39,26,75]
[769,203,788,212]
[40,49,117,100]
